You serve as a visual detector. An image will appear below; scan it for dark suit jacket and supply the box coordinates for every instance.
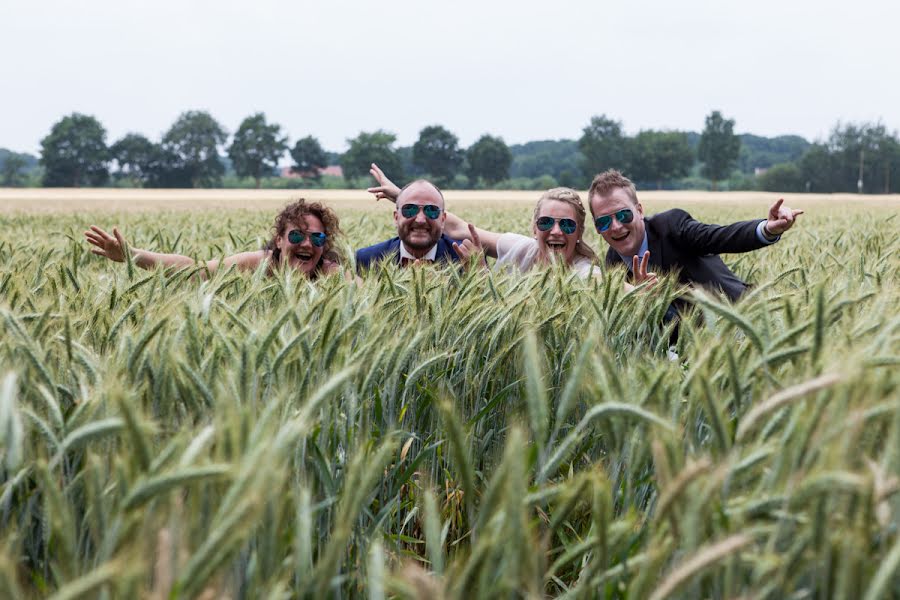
[605,209,769,301]
[355,235,461,272]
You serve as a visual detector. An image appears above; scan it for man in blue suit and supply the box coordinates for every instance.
[356,178,461,271]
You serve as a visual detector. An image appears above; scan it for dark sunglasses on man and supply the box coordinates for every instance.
[400,204,442,220]
[594,209,634,232]
[535,216,577,235]
[287,230,327,247]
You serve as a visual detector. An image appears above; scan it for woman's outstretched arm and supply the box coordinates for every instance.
[84,225,266,277]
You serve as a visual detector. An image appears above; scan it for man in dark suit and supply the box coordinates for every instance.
[588,170,803,301]
[356,178,461,271]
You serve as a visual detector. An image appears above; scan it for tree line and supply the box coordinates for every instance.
[2,111,898,193]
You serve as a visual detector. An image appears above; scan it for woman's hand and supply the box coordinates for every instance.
[367,163,401,203]
[84,226,128,262]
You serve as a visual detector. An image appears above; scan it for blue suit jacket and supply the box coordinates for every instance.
[355,235,461,272]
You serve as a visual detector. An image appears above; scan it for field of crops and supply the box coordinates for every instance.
[1,190,899,598]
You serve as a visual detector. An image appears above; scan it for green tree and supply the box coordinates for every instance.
[698,111,741,190]
[799,144,838,193]
[161,111,228,188]
[757,163,805,192]
[110,133,157,187]
[1,154,28,187]
[628,130,694,189]
[578,115,628,178]
[466,134,512,185]
[412,125,463,186]
[341,130,403,183]
[228,113,288,188]
[290,136,328,180]
[39,113,110,187]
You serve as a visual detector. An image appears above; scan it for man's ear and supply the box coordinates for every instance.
[636,202,644,216]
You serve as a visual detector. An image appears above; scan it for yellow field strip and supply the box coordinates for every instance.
[1,188,898,214]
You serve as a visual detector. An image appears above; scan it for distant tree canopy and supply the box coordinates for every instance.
[467,135,512,185]
[800,122,900,193]
[509,140,582,186]
[579,115,628,179]
[411,125,463,187]
[627,130,694,189]
[342,130,403,183]
[738,134,809,173]
[161,111,228,188]
[698,111,741,190]
[1,154,28,187]
[110,133,157,187]
[18,110,900,193]
[228,113,287,188]
[40,113,109,187]
[291,136,328,180]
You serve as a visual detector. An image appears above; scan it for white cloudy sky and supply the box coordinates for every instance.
[2,0,897,155]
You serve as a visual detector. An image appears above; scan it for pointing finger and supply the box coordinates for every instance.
[640,250,650,276]
[468,223,481,247]
[632,254,639,275]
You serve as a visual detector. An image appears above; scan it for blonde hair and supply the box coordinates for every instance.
[532,187,598,261]
[588,170,638,214]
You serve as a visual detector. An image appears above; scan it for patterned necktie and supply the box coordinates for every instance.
[400,257,434,267]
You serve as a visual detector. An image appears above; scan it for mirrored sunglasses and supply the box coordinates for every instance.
[535,216,577,235]
[594,209,634,232]
[400,204,442,220]
[287,230,327,247]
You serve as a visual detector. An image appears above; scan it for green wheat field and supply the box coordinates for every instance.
[0,190,899,599]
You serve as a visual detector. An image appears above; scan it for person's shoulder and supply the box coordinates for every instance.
[496,232,537,265]
[647,208,692,233]
[356,238,400,264]
[649,208,692,223]
[437,234,462,261]
[357,238,399,255]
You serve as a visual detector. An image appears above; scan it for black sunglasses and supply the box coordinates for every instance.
[287,229,327,247]
[536,216,577,235]
[400,204,442,220]
[594,209,634,232]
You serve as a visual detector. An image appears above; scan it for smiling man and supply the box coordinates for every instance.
[355,179,461,271]
[588,169,803,301]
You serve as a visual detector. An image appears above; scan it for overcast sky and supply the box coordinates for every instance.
[2,0,898,155]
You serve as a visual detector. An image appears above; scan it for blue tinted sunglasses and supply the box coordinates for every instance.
[536,216,577,235]
[400,204,442,219]
[287,229,327,247]
[594,209,634,232]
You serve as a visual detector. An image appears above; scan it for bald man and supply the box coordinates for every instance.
[355,178,461,271]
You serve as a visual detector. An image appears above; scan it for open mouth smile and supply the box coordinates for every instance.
[294,250,315,261]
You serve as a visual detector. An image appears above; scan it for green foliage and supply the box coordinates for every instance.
[737,134,810,174]
[227,113,288,188]
[698,111,741,190]
[412,125,464,187]
[342,130,403,183]
[578,115,628,178]
[757,162,805,192]
[1,154,28,187]
[290,135,327,180]
[110,133,157,188]
[39,113,110,187]
[628,130,694,189]
[160,110,228,188]
[509,139,582,185]
[0,200,898,597]
[466,134,512,185]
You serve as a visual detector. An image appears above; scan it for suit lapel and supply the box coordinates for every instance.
[645,218,664,268]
